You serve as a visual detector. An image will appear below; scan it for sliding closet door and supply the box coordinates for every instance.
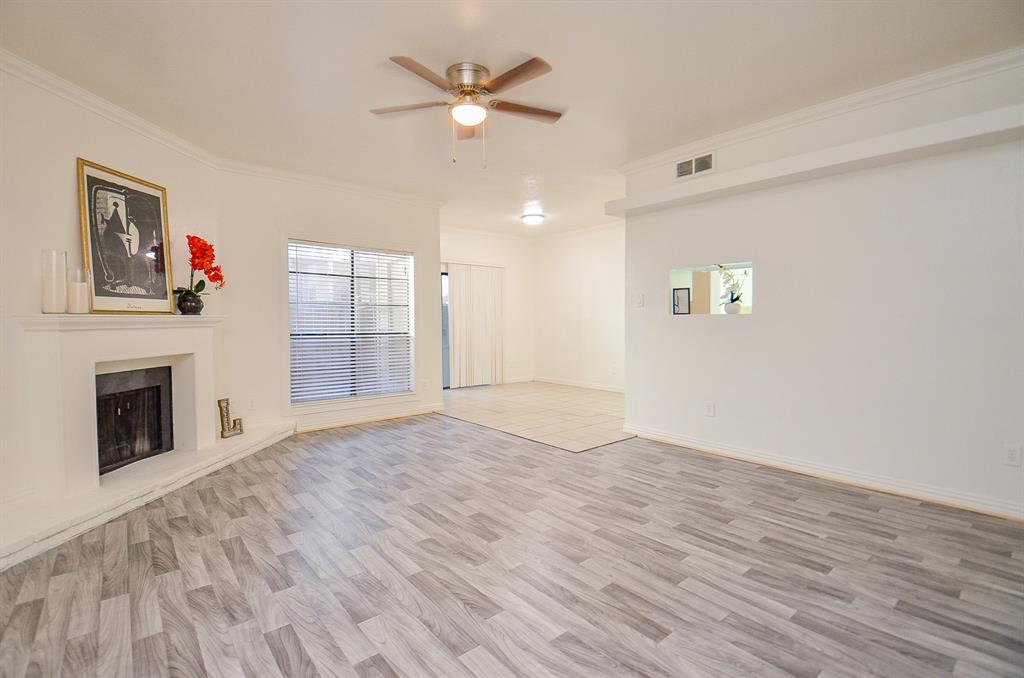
[447,263,504,388]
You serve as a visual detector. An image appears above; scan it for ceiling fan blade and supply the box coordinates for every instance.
[484,57,552,94]
[489,100,562,123]
[389,56,452,92]
[370,101,448,114]
[456,124,476,141]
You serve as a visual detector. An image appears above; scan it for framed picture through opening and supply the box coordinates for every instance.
[672,287,691,315]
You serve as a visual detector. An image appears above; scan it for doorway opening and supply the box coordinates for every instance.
[441,263,504,389]
[441,271,450,389]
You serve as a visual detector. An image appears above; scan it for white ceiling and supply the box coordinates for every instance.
[2,1,1021,235]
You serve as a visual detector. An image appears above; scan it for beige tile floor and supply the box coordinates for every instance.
[440,380,632,452]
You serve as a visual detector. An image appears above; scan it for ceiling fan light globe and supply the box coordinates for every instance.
[451,103,488,127]
[521,213,545,226]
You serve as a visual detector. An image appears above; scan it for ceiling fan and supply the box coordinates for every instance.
[370,56,562,139]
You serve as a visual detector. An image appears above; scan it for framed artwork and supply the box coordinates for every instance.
[672,287,691,315]
[77,158,174,314]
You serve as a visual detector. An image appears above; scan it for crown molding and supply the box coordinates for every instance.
[217,159,443,209]
[0,48,221,168]
[619,46,1024,176]
[0,48,443,210]
[440,216,624,240]
[533,219,624,241]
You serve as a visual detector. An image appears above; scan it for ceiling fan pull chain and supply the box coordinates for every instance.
[481,119,487,169]
[451,116,457,164]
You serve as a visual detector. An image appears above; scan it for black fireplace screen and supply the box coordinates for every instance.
[95,366,173,474]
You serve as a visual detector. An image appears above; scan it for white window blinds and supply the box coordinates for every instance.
[289,241,414,404]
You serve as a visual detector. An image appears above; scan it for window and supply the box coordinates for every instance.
[288,241,414,404]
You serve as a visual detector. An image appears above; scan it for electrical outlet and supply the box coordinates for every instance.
[704,401,716,418]
[1004,446,1022,467]
[247,398,256,411]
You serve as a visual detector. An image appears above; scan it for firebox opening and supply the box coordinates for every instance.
[95,366,173,474]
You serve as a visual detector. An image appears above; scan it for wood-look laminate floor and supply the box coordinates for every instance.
[1,414,1022,678]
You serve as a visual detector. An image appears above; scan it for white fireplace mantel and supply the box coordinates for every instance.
[18,313,226,499]
[15,313,225,331]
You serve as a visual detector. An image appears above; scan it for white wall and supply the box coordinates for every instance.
[440,228,536,383]
[218,170,441,432]
[534,223,625,391]
[0,53,442,515]
[621,57,1024,516]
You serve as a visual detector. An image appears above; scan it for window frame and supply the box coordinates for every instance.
[286,238,417,410]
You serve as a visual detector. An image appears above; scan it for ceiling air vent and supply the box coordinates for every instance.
[676,152,714,179]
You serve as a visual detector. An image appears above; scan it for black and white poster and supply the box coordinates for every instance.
[78,159,174,313]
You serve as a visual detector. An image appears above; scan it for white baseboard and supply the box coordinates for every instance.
[499,376,535,385]
[0,421,294,570]
[625,423,1023,520]
[295,402,446,433]
[534,376,625,393]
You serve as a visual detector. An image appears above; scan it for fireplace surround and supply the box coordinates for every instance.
[1,314,294,571]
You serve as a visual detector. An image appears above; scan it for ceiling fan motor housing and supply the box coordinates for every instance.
[446,62,491,92]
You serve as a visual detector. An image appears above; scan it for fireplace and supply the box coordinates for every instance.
[95,366,174,474]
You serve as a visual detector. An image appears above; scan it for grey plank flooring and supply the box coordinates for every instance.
[1,413,1022,678]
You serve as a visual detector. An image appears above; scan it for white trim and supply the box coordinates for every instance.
[496,376,535,385]
[441,259,505,270]
[289,390,419,416]
[607,104,1024,217]
[440,226,532,241]
[0,48,443,210]
[0,420,295,570]
[619,47,1024,176]
[533,376,624,393]
[625,423,1024,520]
[295,401,444,433]
[218,159,442,209]
[441,221,624,240]
[0,48,219,168]
[15,313,225,331]
[533,219,624,243]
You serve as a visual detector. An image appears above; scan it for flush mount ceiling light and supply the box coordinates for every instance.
[521,212,545,226]
[450,96,488,126]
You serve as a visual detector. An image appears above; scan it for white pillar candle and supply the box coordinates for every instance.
[41,250,67,313]
[67,267,90,313]
[67,283,90,313]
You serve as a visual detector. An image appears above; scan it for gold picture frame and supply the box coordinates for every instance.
[77,158,175,314]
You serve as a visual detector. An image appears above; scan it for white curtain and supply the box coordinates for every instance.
[447,263,503,388]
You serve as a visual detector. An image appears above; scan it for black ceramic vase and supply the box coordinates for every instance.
[176,292,204,315]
